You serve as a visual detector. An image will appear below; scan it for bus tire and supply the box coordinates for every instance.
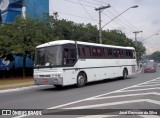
[122,69,128,79]
[77,72,86,87]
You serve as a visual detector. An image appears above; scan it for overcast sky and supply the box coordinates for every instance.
[49,0,160,54]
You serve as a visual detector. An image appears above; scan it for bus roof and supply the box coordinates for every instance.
[36,40,135,50]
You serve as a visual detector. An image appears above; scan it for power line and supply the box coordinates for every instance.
[72,0,134,31]
[50,0,138,36]
[102,12,133,32]
[77,0,96,21]
[65,0,95,8]
[92,0,109,5]
[79,0,102,6]
[64,0,137,32]
[106,9,136,31]
[49,10,98,21]
[111,7,139,31]
[92,0,139,31]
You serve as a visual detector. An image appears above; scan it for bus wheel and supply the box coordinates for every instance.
[77,73,86,87]
[122,69,128,79]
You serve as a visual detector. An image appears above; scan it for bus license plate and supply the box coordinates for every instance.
[42,79,48,83]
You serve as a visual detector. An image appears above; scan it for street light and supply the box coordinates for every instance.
[97,5,138,44]
[102,5,138,29]
[142,33,159,43]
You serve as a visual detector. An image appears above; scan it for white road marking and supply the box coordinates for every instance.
[78,115,160,118]
[146,99,160,105]
[88,92,160,100]
[69,99,160,109]
[78,115,118,118]
[136,84,160,87]
[140,115,160,118]
[148,80,160,82]
[64,99,160,109]
[118,87,160,92]
[46,77,160,110]
[13,77,160,118]
[144,81,160,84]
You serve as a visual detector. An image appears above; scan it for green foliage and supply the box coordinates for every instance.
[0,16,55,56]
[150,51,160,62]
[0,14,146,59]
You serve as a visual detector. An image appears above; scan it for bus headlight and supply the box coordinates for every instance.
[51,74,61,77]
[34,75,39,78]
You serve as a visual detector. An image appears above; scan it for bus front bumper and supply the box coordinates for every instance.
[34,77,63,85]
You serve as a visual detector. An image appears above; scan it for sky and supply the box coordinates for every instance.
[49,0,160,54]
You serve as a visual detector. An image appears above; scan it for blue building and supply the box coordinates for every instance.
[0,0,49,72]
[0,0,49,24]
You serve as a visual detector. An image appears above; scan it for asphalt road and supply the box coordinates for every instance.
[0,67,160,118]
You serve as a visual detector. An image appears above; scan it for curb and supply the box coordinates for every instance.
[0,85,37,93]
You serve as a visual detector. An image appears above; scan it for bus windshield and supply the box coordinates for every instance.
[35,46,62,67]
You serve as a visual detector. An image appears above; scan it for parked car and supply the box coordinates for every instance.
[143,64,156,73]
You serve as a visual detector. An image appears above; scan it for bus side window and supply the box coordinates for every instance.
[97,48,103,57]
[129,50,132,58]
[113,49,116,57]
[108,48,113,57]
[92,47,97,57]
[84,47,91,57]
[117,49,120,58]
[64,48,76,65]
[126,50,129,58]
[121,50,124,58]
[78,47,85,57]
[103,48,108,58]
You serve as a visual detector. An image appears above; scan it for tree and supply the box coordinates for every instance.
[135,41,146,61]
[0,16,56,78]
[0,14,147,78]
[151,51,160,62]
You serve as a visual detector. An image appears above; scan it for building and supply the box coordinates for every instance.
[0,0,49,24]
[0,0,49,76]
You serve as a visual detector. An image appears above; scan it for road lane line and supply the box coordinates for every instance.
[64,99,158,109]
[136,84,160,87]
[13,76,160,118]
[88,92,160,100]
[78,115,118,118]
[140,115,160,118]
[144,81,160,84]
[46,80,160,110]
[146,99,160,105]
[118,87,160,92]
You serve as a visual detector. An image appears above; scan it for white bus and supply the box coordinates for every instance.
[34,40,137,88]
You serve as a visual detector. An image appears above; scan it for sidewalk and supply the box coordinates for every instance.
[0,77,34,90]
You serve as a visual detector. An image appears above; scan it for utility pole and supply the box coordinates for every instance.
[95,5,110,44]
[133,31,142,46]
